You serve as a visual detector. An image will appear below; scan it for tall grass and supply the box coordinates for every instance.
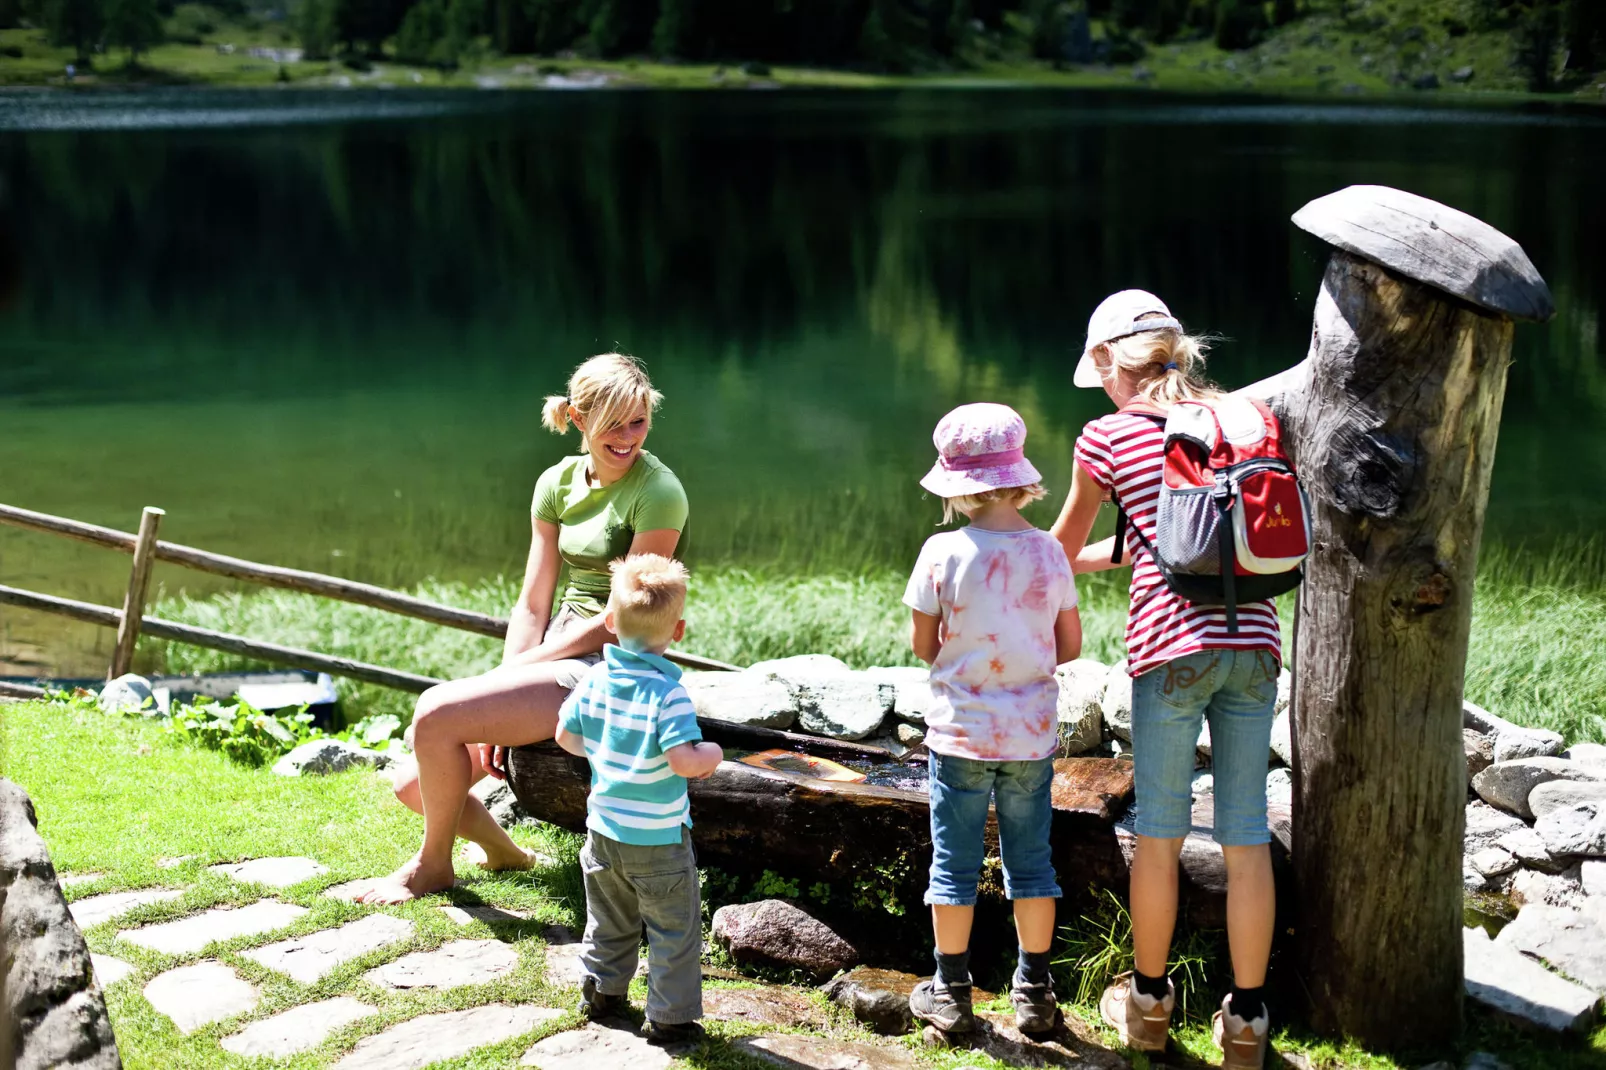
[152,539,1606,743]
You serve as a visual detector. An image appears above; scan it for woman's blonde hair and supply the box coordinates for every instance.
[942,484,1047,525]
[1092,313,1221,405]
[541,353,664,444]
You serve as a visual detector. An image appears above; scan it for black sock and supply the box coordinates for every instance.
[1228,985,1265,1021]
[1016,947,1052,986]
[1133,969,1170,1001]
[935,949,971,987]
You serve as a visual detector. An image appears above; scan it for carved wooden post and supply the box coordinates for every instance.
[108,506,164,681]
[1285,186,1552,1048]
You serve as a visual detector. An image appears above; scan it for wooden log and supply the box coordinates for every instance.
[0,681,47,700]
[109,507,163,681]
[0,502,738,673]
[1286,186,1552,1050]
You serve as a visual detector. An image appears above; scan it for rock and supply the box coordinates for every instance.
[711,900,860,980]
[682,671,798,730]
[521,1022,683,1068]
[323,878,381,902]
[543,926,645,986]
[823,967,992,1036]
[1496,903,1606,993]
[1271,712,1294,766]
[1510,865,1585,910]
[99,673,155,713]
[1413,71,1441,90]
[1192,770,1214,797]
[1583,859,1606,897]
[1565,743,1606,770]
[1054,659,1106,756]
[703,985,829,1028]
[1469,847,1519,879]
[68,886,188,929]
[1275,669,1292,715]
[364,938,520,990]
[144,961,260,1033]
[333,1004,563,1070]
[1464,729,1494,781]
[734,1034,918,1070]
[867,666,937,724]
[242,913,415,983]
[966,1010,1131,1069]
[221,997,377,1058]
[1197,722,1213,762]
[894,722,925,748]
[472,778,533,828]
[1463,1055,1511,1070]
[0,780,120,1070]
[1531,780,1606,820]
[1536,802,1606,858]
[1266,768,1293,807]
[1496,827,1569,874]
[1102,660,1132,742]
[1463,701,1566,763]
[90,954,135,988]
[779,668,893,742]
[1463,925,1599,1031]
[209,856,330,888]
[59,872,103,888]
[1465,801,1527,854]
[1464,868,1488,893]
[272,739,392,776]
[1450,65,1475,83]
[1471,758,1602,820]
[121,900,310,955]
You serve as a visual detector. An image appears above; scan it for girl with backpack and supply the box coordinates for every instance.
[1051,290,1303,1070]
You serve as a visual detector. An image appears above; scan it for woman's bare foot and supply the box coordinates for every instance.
[462,843,544,873]
[357,854,456,904]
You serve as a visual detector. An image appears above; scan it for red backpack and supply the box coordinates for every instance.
[1111,396,1311,631]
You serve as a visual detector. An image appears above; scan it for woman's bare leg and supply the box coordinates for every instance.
[390,747,532,871]
[359,663,568,903]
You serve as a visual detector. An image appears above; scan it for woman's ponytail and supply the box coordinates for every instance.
[541,394,572,434]
[1097,314,1219,405]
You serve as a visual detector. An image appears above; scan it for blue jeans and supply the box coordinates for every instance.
[1131,649,1279,847]
[925,751,1061,907]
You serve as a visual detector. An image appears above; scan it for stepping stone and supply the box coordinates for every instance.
[324,879,379,902]
[439,903,532,926]
[364,939,520,990]
[144,961,259,1034]
[242,914,415,983]
[521,1023,683,1068]
[121,899,309,956]
[332,1004,563,1070]
[544,933,646,987]
[59,872,104,888]
[221,997,377,1059]
[1464,926,1599,1032]
[210,856,330,888]
[91,954,135,988]
[158,855,199,869]
[735,1034,918,1069]
[69,887,188,929]
[704,985,828,1028]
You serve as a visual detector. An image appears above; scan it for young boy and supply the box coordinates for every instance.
[554,553,724,1045]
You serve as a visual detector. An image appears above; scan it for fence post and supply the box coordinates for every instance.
[108,507,164,681]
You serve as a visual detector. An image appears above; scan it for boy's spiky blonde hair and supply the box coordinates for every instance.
[608,554,689,645]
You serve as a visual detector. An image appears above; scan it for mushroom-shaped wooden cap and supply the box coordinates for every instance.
[1292,184,1554,322]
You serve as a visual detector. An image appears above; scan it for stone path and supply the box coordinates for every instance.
[332,1004,563,1070]
[143,961,259,1033]
[122,899,309,955]
[90,954,134,988]
[365,938,521,990]
[220,998,377,1059]
[242,914,415,983]
[521,1022,685,1069]
[69,887,188,929]
[209,856,330,888]
[59,871,103,888]
[440,902,532,926]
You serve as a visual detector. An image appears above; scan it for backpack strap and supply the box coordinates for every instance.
[1213,477,1239,634]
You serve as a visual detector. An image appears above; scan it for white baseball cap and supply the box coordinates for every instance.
[1073,289,1184,388]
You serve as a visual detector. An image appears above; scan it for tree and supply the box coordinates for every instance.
[1272,0,1297,27]
[650,0,691,57]
[1214,0,1265,50]
[106,0,161,61]
[394,0,444,61]
[529,0,580,51]
[1511,0,1561,90]
[42,0,104,61]
[1565,0,1606,74]
[858,0,925,70]
[298,0,338,58]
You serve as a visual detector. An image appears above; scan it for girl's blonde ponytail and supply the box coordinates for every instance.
[1096,314,1220,406]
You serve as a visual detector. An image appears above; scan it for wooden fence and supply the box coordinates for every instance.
[0,501,737,692]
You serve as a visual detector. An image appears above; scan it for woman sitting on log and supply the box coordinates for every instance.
[362,353,688,903]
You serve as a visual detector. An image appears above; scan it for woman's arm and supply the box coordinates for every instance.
[503,517,561,663]
[1051,465,1129,575]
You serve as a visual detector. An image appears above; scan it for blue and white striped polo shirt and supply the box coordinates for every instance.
[557,644,703,846]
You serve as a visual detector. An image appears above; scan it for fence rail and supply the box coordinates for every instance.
[0,501,738,691]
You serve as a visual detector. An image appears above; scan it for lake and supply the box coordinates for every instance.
[2,88,1602,676]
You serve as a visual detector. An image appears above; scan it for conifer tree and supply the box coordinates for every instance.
[106,0,161,61]
[43,0,104,62]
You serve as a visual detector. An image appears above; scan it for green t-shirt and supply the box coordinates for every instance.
[531,450,689,616]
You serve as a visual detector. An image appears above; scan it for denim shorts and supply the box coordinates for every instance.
[925,751,1061,907]
[1131,649,1279,847]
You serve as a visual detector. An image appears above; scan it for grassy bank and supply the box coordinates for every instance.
[152,539,1606,744]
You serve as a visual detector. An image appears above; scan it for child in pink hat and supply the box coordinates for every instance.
[903,402,1083,1037]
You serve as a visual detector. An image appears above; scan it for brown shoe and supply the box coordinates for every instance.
[1098,972,1173,1052]
[1212,994,1269,1070]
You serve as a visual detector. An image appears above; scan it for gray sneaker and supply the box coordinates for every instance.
[1011,976,1059,1034]
[577,975,627,1020]
[909,977,976,1033]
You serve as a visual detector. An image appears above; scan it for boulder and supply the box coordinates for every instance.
[1563,743,1606,771]
[1266,768,1293,808]
[749,657,891,741]
[1275,668,1292,716]
[1468,847,1519,880]
[866,667,936,725]
[682,671,797,731]
[1471,758,1602,820]
[1530,780,1606,821]
[893,723,925,749]
[1496,827,1570,874]
[1412,71,1441,90]
[1463,729,1494,782]
[1192,771,1214,798]
[470,779,531,829]
[1463,925,1599,1032]
[1450,65,1475,83]
[272,739,392,777]
[1054,660,1106,757]
[1463,1056,1511,1070]
[1583,859,1606,898]
[1510,865,1585,910]
[822,967,991,1036]
[1536,802,1606,858]
[1496,903,1606,994]
[1271,712,1294,767]
[1463,701,1566,764]
[711,900,860,981]
[1465,801,1527,855]
[99,673,155,714]
[1102,661,1133,742]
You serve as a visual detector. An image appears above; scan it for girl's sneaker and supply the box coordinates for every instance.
[1212,995,1269,1069]
[1098,972,1173,1052]
[1010,976,1060,1034]
[909,977,976,1033]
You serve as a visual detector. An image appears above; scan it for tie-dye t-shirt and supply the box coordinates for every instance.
[902,527,1079,761]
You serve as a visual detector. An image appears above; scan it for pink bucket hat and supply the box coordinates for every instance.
[919,403,1043,498]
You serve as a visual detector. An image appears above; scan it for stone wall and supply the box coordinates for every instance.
[0,777,122,1070]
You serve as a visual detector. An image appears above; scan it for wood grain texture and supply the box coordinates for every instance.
[1292,185,1553,322]
[109,507,163,681]
[1289,250,1514,1048]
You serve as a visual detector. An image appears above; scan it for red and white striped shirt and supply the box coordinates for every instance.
[1075,410,1282,679]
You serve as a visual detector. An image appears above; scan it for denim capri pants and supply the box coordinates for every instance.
[1131,648,1279,847]
[925,751,1061,907]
